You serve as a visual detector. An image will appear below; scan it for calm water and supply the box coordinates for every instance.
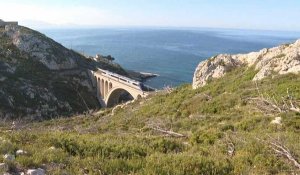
[41,28,300,89]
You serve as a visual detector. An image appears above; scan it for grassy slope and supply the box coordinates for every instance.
[0,67,300,174]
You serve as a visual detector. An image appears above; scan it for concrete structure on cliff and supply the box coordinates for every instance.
[0,19,18,27]
[91,68,152,107]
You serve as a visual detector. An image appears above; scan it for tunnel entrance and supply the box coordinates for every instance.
[106,88,134,108]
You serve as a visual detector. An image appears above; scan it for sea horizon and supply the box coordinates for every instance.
[40,27,300,89]
[24,23,300,33]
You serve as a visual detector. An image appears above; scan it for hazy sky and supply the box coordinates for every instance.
[1,0,300,30]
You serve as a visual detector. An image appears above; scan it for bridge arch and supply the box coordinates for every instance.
[92,68,151,107]
[105,87,135,107]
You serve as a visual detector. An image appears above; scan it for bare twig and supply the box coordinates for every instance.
[227,142,235,157]
[250,85,300,114]
[224,134,236,157]
[290,107,300,113]
[287,88,300,113]
[148,125,186,138]
[247,97,283,114]
[257,136,300,170]
[270,140,300,169]
[281,97,289,110]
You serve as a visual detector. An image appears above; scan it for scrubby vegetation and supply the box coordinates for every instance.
[1,66,300,174]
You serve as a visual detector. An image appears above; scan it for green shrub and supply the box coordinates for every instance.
[0,140,16,155]
[144,153,233,175]
[150,138,183,153]
[190,130,223,145]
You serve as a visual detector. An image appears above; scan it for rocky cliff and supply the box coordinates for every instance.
[0,25,126,119]
[193,39,300,89]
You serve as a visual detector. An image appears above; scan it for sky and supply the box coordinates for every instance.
[1,0,300,31]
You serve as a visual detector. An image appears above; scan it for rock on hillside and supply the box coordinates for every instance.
[5,25,77,70]
[0,25,126,119]
[193,39,300,89]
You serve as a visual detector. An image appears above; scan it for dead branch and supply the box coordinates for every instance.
[148,125,186,138]
[290,107,300,113]
[256,136,300,170]
[225,137,235,157]
[281,97,289,110]
[287,88,300,113]
[203,93,213,101]
[247,97,283,114]
[270,140,300,169]
[250,84,300,114]
[227,142,235,157]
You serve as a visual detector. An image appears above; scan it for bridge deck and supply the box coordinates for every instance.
[96,68,155,92]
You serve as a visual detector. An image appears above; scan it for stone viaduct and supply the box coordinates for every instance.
[91,68,150,107]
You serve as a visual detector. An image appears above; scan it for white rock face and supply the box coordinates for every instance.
[26,168,45,175]
[4,25,77,70]
[193,39,300,89]
[193,54,243,88]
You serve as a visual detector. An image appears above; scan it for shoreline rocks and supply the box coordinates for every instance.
[126,70,159,82]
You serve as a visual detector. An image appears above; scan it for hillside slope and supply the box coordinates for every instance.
[0,25,126,119]
[0,41,299,174]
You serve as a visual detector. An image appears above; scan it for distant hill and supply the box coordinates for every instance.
[0,24,127,119]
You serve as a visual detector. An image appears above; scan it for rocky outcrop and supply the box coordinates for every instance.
[4,25,77,70]
[193,39,300,89]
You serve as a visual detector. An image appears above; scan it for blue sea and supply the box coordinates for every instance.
[41,28,300,89]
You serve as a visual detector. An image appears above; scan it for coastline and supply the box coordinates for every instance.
[127,70,159,82]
